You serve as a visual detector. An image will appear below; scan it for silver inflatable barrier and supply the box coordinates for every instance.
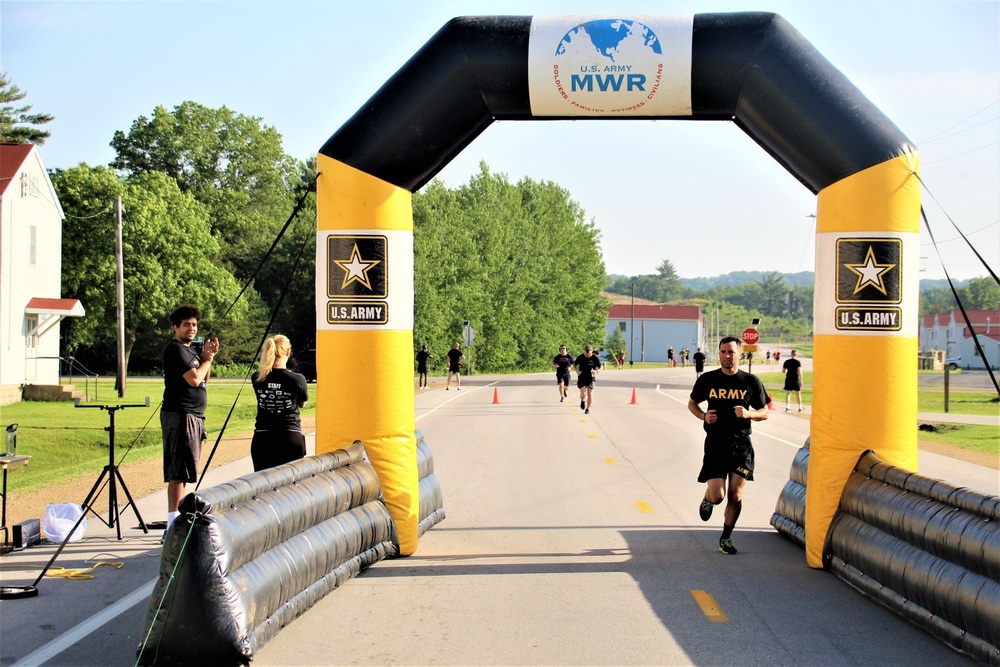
[137,441,396,665]
[827,450,999,664]
[417,429,446,536]
[770,438,809,547]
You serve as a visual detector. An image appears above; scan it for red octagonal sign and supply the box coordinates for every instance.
[741,328,760,345]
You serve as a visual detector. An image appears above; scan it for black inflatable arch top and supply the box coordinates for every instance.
[320,13,914,194]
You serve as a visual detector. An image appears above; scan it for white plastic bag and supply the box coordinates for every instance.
[43,503,88,543]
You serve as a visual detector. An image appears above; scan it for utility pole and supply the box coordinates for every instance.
[115,196,126,397]
[629,282,635,367]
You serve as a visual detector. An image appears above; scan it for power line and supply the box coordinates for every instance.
[921,140,1000,165]
[918,99,999,143]
[918,116,999,145]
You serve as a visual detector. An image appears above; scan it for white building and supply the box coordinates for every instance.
[0,143,83,405]
[919,308,1000,371]
[605,302,703,364]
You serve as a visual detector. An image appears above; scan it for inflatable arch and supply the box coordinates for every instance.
[314,13,920,565]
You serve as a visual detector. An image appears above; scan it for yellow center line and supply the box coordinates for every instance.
[605,458,616,465]
[691,589,728,622]
[635,501,653,513]
[587,434,598,439]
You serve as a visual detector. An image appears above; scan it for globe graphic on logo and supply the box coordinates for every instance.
[555,19,662,61]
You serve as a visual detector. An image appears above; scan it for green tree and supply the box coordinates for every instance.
[110,101,303,282]
[53,165,244,372]
[604,326,628,364]
[656,259,683,301]
[960,276,1000,311]
[0,72,53,144]
[757,271,788,317]
[413,164,606,373]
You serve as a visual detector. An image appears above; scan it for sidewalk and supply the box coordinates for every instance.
[917,412,999,426]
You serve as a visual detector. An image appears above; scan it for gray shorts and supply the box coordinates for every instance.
[161,410,204,483]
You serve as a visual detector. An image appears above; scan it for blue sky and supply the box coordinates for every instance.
[3,0,997,282]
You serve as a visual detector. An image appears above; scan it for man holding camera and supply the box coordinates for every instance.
[161,304,219,532]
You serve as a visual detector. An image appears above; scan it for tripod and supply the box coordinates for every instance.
[75,398,150,540]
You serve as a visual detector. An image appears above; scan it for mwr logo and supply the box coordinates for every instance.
[551,18,664,114]
[327,235,386,299]
[836,239,902,304]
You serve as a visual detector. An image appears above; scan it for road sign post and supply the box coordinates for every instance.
[742,327,759,373]
[462,323,476,374]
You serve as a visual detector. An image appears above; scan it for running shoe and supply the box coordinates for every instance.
[719,537,738,555]
[580,400,586,410]
[699,499,714,521]
[585,408,589,414]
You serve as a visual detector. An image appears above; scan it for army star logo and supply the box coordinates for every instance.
[846,246,895,296]
[334,244,381,291]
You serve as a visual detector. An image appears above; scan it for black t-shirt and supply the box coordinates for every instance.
[251,368,308,431]
[690,369,769,440]
[574,353,601,382]
[447,348,463,371]
[553,353,574,372]
[162,339,207,416]
[416,350,431,370]
[693,351,706,369]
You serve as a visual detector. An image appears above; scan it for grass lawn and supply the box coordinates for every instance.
[1,378,315,494]
[752,371,998,461]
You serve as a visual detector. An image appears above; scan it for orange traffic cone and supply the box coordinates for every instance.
[492,387,500,404]
[629,388,638,405]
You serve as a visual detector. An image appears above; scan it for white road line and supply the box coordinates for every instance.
[13,580,155,667]
[416,382,496,423]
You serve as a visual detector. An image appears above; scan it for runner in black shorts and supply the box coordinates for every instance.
[552,345,573,402]
[687,336,769,555]
[572,344,601,414]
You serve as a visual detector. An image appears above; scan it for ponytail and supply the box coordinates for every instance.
[257,335,292,382]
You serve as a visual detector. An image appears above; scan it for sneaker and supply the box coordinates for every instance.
[798,407,805,412]
[585,408,589,414]
[719,537,738,555]
[446,387,449,391]
[699,499,714,522]
[560,396,564,402]
[457,386,460,390]
[580,400,586,410]
[785,407,790,412]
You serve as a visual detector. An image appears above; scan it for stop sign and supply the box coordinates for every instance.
[741,328,760,345]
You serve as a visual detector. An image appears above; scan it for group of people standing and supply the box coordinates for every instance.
[415,343,467,390]
[667,345,693,367]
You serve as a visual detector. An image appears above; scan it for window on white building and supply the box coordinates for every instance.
[26,314,38,349]
[29,225,37,266]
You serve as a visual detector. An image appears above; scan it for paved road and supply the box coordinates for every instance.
[1,367,994,665]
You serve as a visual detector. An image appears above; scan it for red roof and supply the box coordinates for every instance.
[25,298,85,316]
[607,304,701,320]
[0,143,35,197]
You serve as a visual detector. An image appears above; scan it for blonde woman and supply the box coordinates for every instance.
[250,335,309,471]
